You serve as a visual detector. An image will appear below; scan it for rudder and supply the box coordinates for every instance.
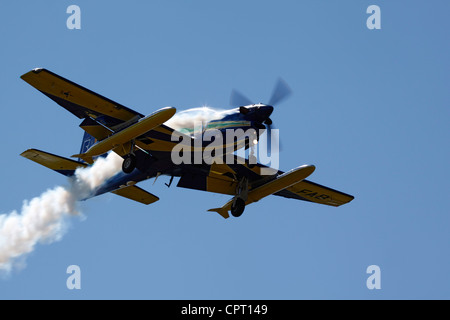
[79,131,97,163]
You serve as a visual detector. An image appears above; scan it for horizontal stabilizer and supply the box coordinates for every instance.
[207,207,230,219]
[21,149,87,176]
[111,185,159,205]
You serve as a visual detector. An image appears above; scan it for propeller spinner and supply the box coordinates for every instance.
[230,78,292,153]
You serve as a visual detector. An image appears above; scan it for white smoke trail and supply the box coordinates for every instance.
[0,152,123,274]
[0,107,236,274]
[164,106,234,132]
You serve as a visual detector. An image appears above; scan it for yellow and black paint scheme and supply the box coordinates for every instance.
[20,149,159,205]
[20,68,354,218]
[21,149,88,175]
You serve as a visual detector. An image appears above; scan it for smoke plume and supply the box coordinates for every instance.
[0,107,232,274]
[0,152,122,274]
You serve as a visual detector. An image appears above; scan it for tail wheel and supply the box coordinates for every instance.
[231,198,246,217]
[122,154,136,174]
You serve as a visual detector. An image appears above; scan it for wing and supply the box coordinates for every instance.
[274,179,355,207]
[177,154,354,218]
[21,68,191,157]
[21,68,143,126]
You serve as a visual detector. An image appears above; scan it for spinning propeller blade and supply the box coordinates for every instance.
[268,78,292,107]
[230,89,253,107]
[230,78,291,154]
[266,78,291,153]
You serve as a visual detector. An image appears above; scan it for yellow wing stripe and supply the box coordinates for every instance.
[21,68,138,122]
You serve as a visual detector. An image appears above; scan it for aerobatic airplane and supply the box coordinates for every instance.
[20,68,354,218]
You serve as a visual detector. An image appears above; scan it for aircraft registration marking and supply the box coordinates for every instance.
[298,189,330,200]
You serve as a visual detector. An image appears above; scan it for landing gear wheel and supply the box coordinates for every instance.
[122,154,136,174]
[231,198,246,217]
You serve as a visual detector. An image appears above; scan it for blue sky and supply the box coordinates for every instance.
[0,0,449,299]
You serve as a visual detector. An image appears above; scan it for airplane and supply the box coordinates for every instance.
[19,68,354,219]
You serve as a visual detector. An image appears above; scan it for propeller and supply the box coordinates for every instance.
[265,78,291,153]
[230,89,253,108]
[229,78,292,154]
[230,77,292,111]
[268,78,292,107]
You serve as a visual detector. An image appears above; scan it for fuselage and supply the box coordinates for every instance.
[169,104,273,135]
[92,104,274,199]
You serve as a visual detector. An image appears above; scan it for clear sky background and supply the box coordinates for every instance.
[0,0,449,299]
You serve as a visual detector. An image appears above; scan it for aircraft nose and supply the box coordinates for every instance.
[258,105,274,119]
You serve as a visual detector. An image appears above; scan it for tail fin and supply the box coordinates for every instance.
[79,132,96,160]
[78,131,109,164]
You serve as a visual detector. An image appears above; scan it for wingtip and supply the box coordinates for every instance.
[20,68,45,80]
[20,149,33,157]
